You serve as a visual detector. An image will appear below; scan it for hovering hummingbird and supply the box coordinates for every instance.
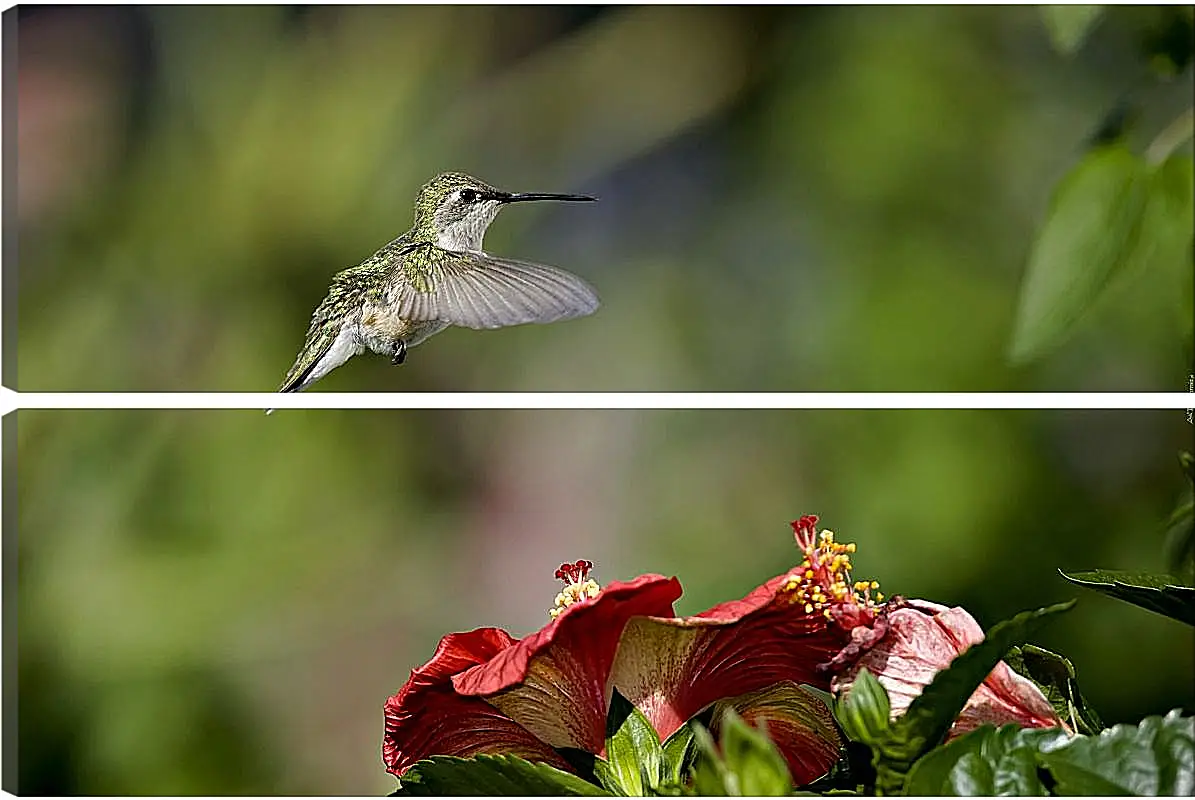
[275,172,600,395]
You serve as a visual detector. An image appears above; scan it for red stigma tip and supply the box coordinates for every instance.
[555,559,593,585]
[790,515,820,548]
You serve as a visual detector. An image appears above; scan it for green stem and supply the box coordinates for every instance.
[1146,107,1195,164]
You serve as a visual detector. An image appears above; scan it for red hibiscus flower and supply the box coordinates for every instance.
[383,517,880,787]
[827,597,1070,737]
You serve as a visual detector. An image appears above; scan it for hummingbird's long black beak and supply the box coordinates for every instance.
[497,192,596,203]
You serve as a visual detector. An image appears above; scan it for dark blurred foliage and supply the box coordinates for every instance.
[10,5,1195,795]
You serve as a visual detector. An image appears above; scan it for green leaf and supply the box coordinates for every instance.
[1040,6,1106,55]
[395,753,611,796]
[661,722,697,785]
[686,715,795,796]
[689,723,733,796]
[1010,146,1150,364]
[603,687,665,795]
[904,724,1070,796]
[1166,451,1195,578]
[592,759,630,797]
[1059,569,1195,626]
[836,669,892,746]
[873,601,1075,795]
[1040,709,1194,795]
[1005,644,1104,735]
[1134,154,1195,307]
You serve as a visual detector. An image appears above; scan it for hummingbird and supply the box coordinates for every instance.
[275,172,600,395]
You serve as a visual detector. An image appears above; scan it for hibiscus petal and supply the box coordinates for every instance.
[610,573,848,743]
[383,627,571,776]
[383,688,572,776]
[412,627,519,683]
[711,681,843,786]
[454,574,683,753]
[830,601,1066,737]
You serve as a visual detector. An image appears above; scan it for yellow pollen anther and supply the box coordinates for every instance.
[549,576,601,619]
[790,525,881,621]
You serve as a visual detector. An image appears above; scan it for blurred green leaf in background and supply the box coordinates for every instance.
[1040,5,1106,56]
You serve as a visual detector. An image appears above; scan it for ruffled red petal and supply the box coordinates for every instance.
[453,574,682,753]
[611,572,848,743]
[712,681,842,785]
[383,627,570,775]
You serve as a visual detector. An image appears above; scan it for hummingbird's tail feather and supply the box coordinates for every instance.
[278,328,341,394]
[395,252,600,330]
[277,362,316,395]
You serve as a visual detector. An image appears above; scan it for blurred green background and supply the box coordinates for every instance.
[13,5,1193,392]
[10,4,1195,796]
[13,408,1195,793]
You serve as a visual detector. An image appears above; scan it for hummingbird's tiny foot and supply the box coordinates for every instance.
[391,339,407,365]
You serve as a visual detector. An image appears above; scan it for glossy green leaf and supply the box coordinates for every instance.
[1005,644,1103,735]
[1059,569,1195,626]
[661,722,696,785]
[592,759,630,797]
[603,688,665,795]
[395,754,610,796]
[904,724,1070,796]
[836,669,891,746]
[874,601,1075,794]
[1040,6,1105,55]
[1040,709,1194,795]
[1010,146,1149,363]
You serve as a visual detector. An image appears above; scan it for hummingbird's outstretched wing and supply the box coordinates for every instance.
[389,247,600,330]
[278,268,376,393]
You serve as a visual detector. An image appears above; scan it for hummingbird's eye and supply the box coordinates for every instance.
[458,189,478,203]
